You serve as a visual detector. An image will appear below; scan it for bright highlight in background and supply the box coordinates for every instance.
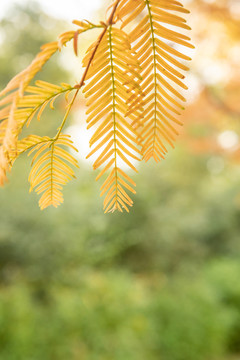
[0,0,102,21]
[218,130,239,150]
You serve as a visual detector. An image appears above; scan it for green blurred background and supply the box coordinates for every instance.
[1,1,240,359]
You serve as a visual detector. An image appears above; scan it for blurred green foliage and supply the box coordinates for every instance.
[1,3,240,360]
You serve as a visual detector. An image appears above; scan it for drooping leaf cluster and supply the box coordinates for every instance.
[0,0,193,213]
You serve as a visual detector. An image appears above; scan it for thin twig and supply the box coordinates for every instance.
[55,0,121,139]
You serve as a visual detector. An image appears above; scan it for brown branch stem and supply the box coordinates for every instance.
[55,0,121,138]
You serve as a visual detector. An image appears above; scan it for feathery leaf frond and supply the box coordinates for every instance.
[0,81,74,182]
[8,135,51,167]
[0,26,86,99]
[28,135,79,210]
[0,81,74,129]
[116,0,194,162]
[15,81,74,128]
[0,30,77,184]
[83,25,143,213]
[0,22,92,184]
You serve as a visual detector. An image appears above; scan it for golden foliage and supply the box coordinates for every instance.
[83,26,143,213]
[0,80,74,185]
[0,0,193,212]
[116,0,194,162]
[28,135,79,210]
[0,22,91,184]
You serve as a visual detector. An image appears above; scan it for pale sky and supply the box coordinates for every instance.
[0,0,102,21]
